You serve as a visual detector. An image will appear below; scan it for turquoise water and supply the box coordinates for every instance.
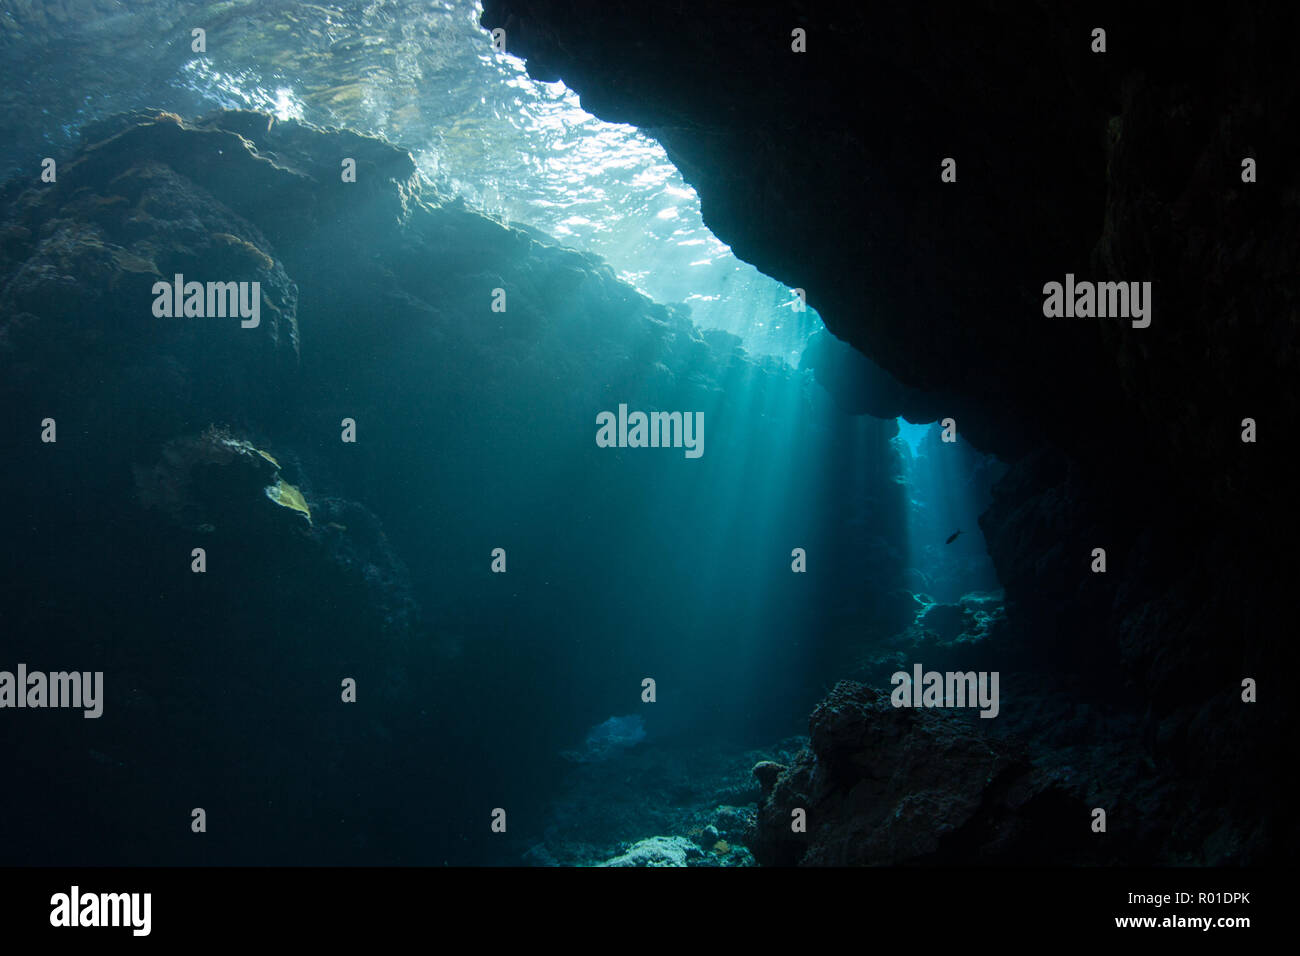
[0,0,821,359]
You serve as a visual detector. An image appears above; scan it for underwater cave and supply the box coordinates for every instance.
[0,0,1293,926]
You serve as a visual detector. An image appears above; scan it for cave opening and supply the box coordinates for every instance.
[0,0,1183,872]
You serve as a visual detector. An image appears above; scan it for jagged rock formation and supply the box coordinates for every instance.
[752,681,1093,865]
[479,1,1296,478]
[481,0,1297,863]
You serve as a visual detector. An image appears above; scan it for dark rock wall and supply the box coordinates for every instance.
[480,1,1296,479]
[751,682,1097,866]
[481,0,1297,862]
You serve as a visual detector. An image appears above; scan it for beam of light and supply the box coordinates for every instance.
[893,419,1004,605]
[165,1,825,363]
[895,418,932,456]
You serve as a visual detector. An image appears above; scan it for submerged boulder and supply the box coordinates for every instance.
[752,681,1089,866]
[134,427,307,533]
[561,714,647,763]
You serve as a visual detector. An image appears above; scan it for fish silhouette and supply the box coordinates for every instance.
[945,529,962,544]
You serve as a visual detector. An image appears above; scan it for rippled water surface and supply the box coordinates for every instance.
[0,0,822,358]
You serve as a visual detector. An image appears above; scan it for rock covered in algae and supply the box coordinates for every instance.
[134,425,311,531]
[264,475,312,525]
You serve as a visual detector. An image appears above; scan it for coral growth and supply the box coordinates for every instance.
[264,476,312,525]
